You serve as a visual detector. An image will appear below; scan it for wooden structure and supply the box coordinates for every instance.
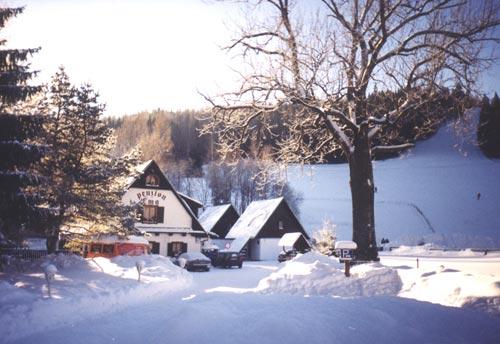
[226,197,309,260]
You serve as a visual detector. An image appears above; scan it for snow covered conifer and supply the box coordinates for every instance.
[312,219,337,256]
[0,6,45,241]
[38,68,142,252]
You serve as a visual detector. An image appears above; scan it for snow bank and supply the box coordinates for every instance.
[397,264,500,315]
[385,244,487,257]
[0,253,191,343]
[255,252,402,297]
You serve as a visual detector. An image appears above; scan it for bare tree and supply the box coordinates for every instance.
[202,0,499,260]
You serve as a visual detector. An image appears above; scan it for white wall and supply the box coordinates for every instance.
[122,187,192,230]
[249,238,282,261]
[147,233,202,256]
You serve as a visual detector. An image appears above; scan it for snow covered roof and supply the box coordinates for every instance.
[335,241,358,250]
[136,160,153,173]
[226,197,283,239]
[178,192,203,207]
[92,235,149,245]
[278,232,304,248]
[125,160,154,189]
[198,204,232,232]
[221,236,250,253]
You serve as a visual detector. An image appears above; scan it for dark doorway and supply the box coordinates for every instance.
[150,241,160,254]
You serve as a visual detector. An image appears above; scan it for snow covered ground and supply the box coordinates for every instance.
[1,251,499,344]
[287,112,500,248]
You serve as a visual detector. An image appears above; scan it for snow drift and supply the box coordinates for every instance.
[255,252,402,297]
[0,253,191,343]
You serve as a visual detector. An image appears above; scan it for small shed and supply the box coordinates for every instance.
[199,204,239,238]
[226,197,309,261]
[278,232,311,253]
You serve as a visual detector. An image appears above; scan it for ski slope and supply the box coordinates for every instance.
[288,111,500,248]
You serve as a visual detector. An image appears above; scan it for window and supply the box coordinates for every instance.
[150,241,160,254]
[142,205,165,224]
[168,241,187,257]
[279,221,284,230]
[90,244,102,253]
[145,174,159,187]
[102,244,114,254]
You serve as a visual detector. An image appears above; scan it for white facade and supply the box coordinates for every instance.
[145,233,202,256]
[122,187,192,231]
[249,238,282,261]
[122,171,205,256]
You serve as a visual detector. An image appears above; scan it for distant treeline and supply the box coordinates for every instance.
[107,110,211,174]
[108,86,472,173]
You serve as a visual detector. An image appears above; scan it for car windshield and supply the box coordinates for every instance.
[180,252,209,260]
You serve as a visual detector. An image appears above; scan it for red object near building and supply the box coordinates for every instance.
[84,235,150,258]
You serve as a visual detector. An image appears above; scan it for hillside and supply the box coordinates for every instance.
[288,110,500,248]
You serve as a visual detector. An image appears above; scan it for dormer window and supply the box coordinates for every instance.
[145,174,159,187]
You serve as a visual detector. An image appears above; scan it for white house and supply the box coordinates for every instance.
[122,160,213,257]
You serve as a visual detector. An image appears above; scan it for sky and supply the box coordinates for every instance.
[2,0,499,117]
[3,0,239,116]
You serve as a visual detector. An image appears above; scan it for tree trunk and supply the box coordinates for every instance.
[348,128,379,261]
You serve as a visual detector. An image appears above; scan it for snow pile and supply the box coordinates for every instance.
[256,252,402,297]
[386,244,486,257]
[397,264,500,315]
[0,253,191,343]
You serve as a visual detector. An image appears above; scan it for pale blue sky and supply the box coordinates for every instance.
[4,0,238,115]
[3,0,499,116]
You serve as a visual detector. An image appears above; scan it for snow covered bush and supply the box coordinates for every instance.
[312,219,337,255]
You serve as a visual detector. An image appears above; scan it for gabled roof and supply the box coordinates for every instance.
[178,192,203,207]
[125,159,210,235]
[226,197,284,239]
[198,204,233,232]
[278,232,307,247]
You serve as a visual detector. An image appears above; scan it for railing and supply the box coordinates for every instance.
[0,248,73,261]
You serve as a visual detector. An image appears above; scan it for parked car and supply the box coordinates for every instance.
[201,248,244,269]
[175,252,211,272]
[214,251,244,269]
[278,249,297,262]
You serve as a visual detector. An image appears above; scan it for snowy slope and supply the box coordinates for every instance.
[288,111,500,248]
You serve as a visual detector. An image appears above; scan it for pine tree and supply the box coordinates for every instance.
[478,95,492,155]
[0,7,45,242]
[38,67,141,252]
[478,93,500,159]
[489,93,500,158]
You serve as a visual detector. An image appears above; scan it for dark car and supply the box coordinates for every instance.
[201,247,244,269]
[278,249,297,262]
[214,250,244,269]
[175,252,211,272]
